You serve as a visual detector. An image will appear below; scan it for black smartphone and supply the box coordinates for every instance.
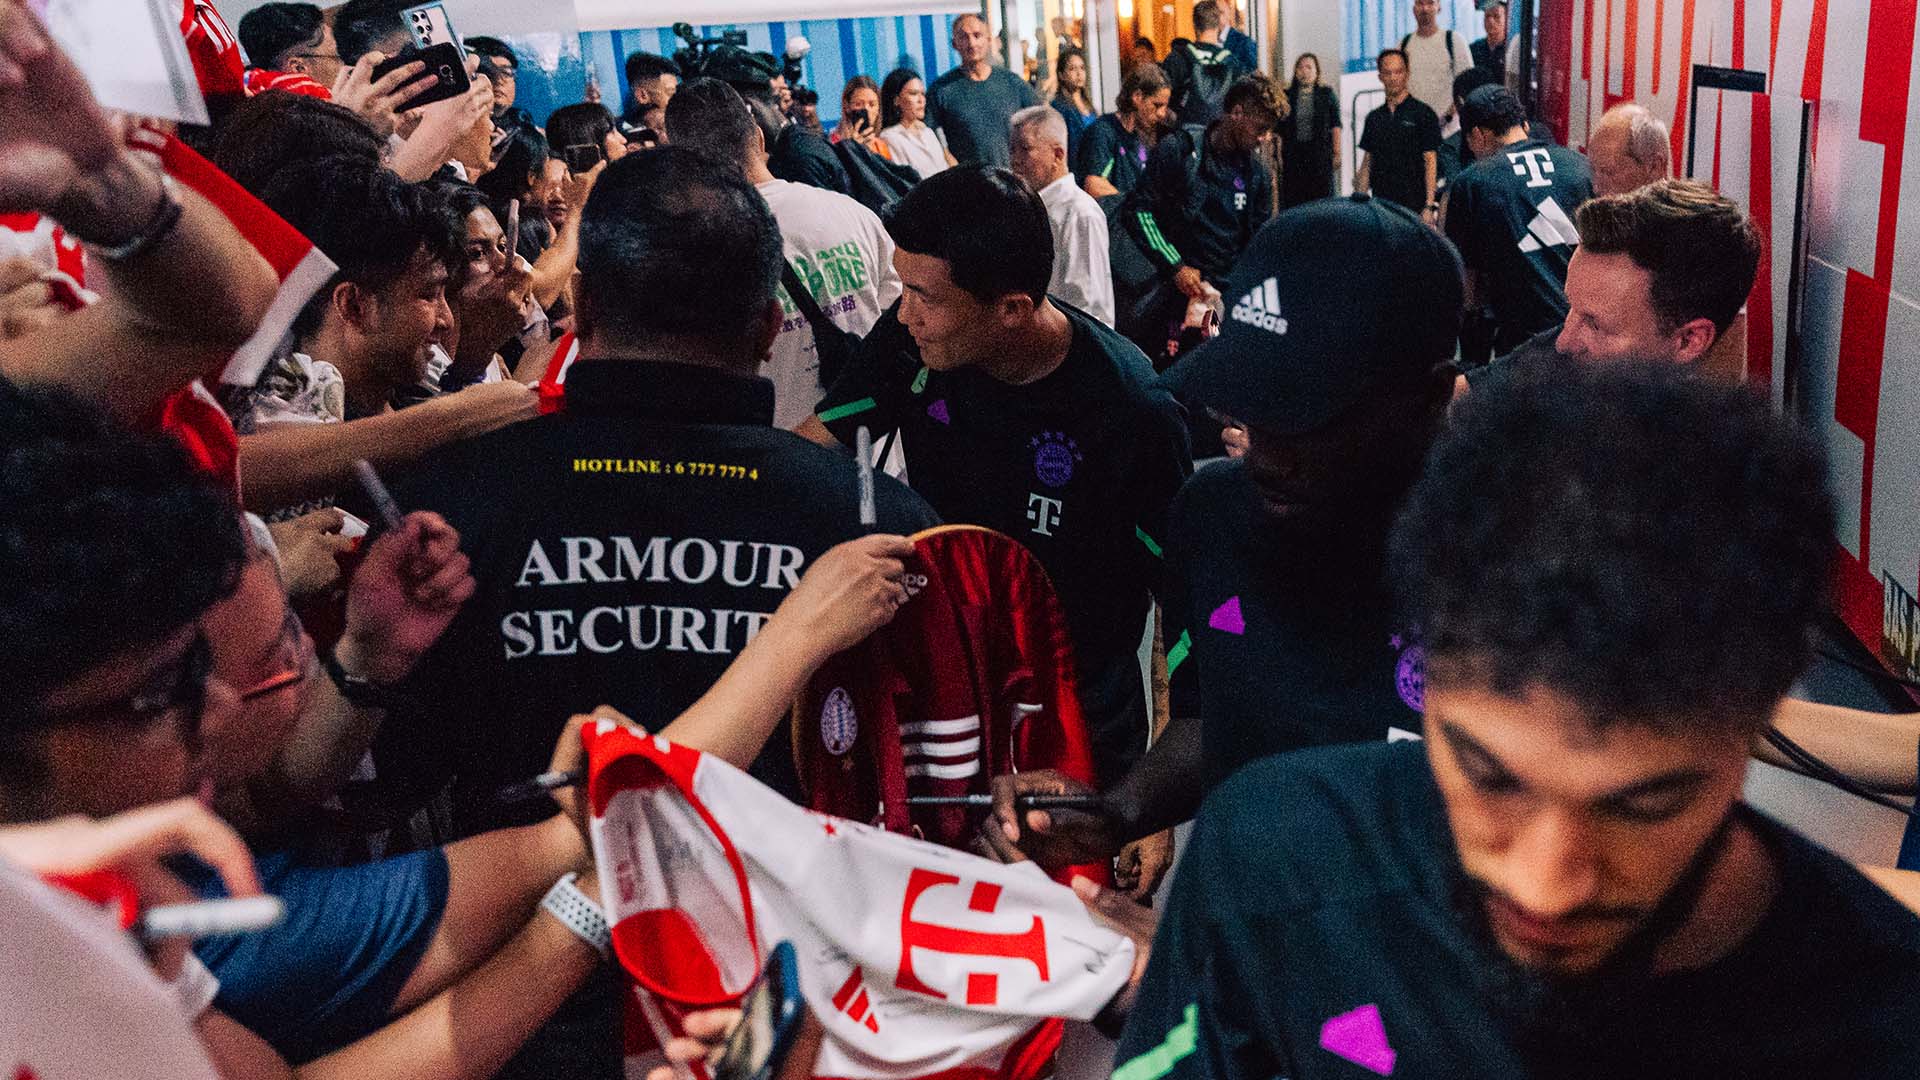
[711,942,809,1080]
[561,143,604,174]
[374,41,471,112]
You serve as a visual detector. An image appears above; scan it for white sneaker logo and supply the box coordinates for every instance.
[1231,277,1290,335]
[1517,197,1581,253]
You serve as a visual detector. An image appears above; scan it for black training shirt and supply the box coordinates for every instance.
[1118,740,1920,1079]
[1161,461,1424,788]
[813,302,1192,785]
[1445,137,1595,352]
[1076,113,1151,195]
[1360,96,1442,212]
[1126,125,1275,287]
[385,360,938,834]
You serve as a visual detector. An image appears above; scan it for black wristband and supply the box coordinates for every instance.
[321,650,404,710]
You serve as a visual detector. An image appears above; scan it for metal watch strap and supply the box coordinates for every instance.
[540,871,610,958]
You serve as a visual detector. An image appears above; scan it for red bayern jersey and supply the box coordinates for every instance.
[792,526,1104,884]
[242,68,333,99]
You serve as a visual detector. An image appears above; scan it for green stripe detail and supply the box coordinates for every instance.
[1135,525,1164,558]
[817,397,878,423]
[1136,211,1182,265]
[1114,1003,1199,1080]
[910,366,930,394]
[1166,631,1192,676]
[1099,158,1116,179]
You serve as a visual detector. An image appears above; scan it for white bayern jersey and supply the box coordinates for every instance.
[583,724,1134,1080]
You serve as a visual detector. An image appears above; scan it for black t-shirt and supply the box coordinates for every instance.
[1161,461,1423,787]
[1129,125,1275,286]
[1360,97,1443,212]
[385,360,938,834]
[1464,323,1564,388]
[813,303,1193,785]
[1076,113,1151,195]
[1445,138,1595,352]
[1118,740,1920,1079]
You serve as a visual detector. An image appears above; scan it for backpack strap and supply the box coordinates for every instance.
[778,259,856,390]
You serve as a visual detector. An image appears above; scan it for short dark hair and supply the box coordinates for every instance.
[476,125,550,207]
[1119,63,1170,113]
[1391,359,1832,733]
[576,145,783,348]
[663,77,759,171]
[625,51,681,89]
[951,12,988,35]
[884,165,1052,305]
[1192,0,1225,33]
[424,179,495,288]
[1459,85,1527,134]
[0,384,247,718]
[333,0,409,65]
[1222,73,1283,119]
[237,2,325,72]
[463,36,517,69]
[257,158,461,338]
[1135,36,1157,52]
[1451,64,1499,105]
[208,92,384,197]
[1576,179,1763,335]
[1377,47,1409,70]
[548,102,619,157]
[879,67,922,129]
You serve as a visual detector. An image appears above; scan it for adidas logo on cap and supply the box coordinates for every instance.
[1231,277,1290,336]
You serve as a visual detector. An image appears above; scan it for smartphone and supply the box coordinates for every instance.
[504,199,521,266]
[561,143,604,175]
[373,41,471,113]
[711,942,809,1080]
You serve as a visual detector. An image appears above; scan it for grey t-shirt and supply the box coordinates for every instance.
[926,66,1042,167]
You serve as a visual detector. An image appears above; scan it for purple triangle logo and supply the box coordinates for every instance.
[1208,596,1245,635]
[927,399,951,425]
[1319,1004,1395,1076]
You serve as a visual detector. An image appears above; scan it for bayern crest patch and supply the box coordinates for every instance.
[820,687,858,756]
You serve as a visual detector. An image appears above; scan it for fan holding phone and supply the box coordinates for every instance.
[830,77,894,161]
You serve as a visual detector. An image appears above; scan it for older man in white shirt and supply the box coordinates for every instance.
[1008,105,1115,326]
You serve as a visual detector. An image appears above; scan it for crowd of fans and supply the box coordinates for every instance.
[6,0,1920,1077]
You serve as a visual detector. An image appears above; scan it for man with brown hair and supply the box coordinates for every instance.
[1467,178,1760,384]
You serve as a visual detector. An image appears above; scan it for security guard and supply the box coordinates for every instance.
[385,148,937,836]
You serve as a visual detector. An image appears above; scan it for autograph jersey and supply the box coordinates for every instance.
[583,726,1135,1080]
[793,526,1101,876]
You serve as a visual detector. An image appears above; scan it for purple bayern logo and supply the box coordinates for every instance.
[1394,642,1426,713]
[1030,431,1082,488]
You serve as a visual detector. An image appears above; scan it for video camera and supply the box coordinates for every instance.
[670,22,808,95]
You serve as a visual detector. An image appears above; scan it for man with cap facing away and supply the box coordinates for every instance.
[984,195,1463,896]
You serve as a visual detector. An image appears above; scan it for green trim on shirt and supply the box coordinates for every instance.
[1114,1003,1200,1080]
[1135,525,1164,558]
[1137,211,1183,264]
[1166,630,1192,676]
[1099,158,1116,178]
[817,397,878,423]
[910,367,930,394]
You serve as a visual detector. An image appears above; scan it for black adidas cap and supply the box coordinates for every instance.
[1162,194,1465,435]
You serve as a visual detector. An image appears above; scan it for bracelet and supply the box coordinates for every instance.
[540,871,611,958]
[84,173,183,262]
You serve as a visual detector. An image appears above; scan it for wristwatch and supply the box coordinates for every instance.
[86,172,184,262]
[321,649,406,710]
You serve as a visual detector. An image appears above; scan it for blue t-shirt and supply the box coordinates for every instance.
[927,66,1043,167]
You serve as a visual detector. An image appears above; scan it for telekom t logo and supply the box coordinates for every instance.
[1509,147,1556,188]
[1027,494,1063,537]
[896,868,1050,1006]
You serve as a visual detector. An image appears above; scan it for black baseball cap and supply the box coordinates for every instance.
[1162,194,1465,435]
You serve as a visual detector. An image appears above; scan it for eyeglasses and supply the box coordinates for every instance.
[32,630,214,742]
[237,605,313,703]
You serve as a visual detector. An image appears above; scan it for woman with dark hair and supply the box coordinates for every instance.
[1076,62,1172,199]
[1049,47,1097,163]
[878,67,954,177]
[546,102,629,175]
[831,75,893,160]
[475,124,549,211]
[1278,53,1341,208]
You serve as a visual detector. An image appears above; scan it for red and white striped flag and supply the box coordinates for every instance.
[127,126,338,387]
